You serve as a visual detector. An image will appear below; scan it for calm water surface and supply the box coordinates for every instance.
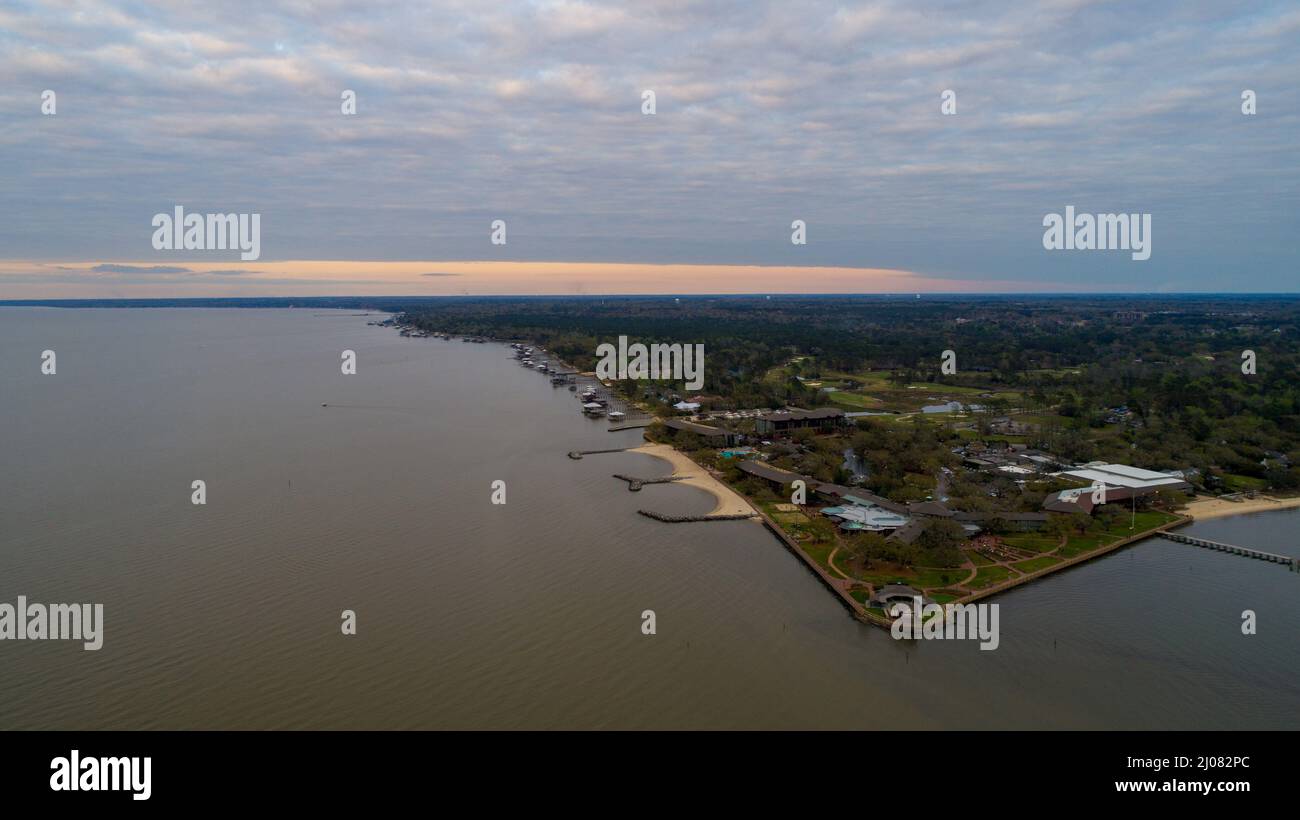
[1,308,1296,729]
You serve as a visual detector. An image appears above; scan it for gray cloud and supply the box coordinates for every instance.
[91,264,193,274]
[1,0,1296,291]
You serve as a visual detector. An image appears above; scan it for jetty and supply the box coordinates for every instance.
[609,421,654,431]
[567,448,628,460]
[637,510,758,523]
[613,474,687,491]
[1158,531,1298,571]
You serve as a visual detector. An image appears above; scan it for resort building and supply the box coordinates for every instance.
[1041,462,1191,514]
[821,503,911,533]
[755,407,846,436]
[816,483,909,514]
[736,460,807,488]
[887,520,927,545]
[952,510,1048,531]
[1058,462,1191,492]
[661,418,738,446]
[738,461,1044,538]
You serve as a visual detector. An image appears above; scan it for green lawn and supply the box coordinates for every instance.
[1001,533,1060,553]
[1012,555,1062,573]
[1058,533,1109,558]
[827,391,882,408]
[904,381,988,394]
[1095,510,1179,538]
[1222,473,1269,492]
[967,566,1016,589]
[1025,368,1083,377]
[1057,510,1179,558]
[910,567,967,588]
[1016,413,1071,425]
[857,566,962,589]
[983,391,1025,403]
[798,540,837,574]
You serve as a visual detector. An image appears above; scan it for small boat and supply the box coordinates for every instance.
[608,411,626,422]
[582,402,606,417]
[569,384,578,392]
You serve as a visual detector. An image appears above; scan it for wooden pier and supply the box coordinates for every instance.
[637,510,758,523]
[608,421,654,431]
[567,448,628,460]
[613,474,686,491]
[1158,531,1298,571]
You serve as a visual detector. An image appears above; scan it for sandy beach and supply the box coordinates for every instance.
[630,443,758,517]
[1184,494,1300,521]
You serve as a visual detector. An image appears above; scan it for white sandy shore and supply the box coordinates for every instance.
[1183,494,1300,521]
[630,443,758,518]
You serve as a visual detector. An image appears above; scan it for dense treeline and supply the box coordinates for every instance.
[405,294,1300,489]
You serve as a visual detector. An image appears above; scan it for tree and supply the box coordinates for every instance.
[915,518,967,567]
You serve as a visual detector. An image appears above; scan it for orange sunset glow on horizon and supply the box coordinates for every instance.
[0,260,1071,298]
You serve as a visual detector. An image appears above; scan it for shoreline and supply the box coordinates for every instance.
[629,443,759,518]
[1183,495,1300,521]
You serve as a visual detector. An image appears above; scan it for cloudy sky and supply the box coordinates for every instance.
[1,0,1297,297]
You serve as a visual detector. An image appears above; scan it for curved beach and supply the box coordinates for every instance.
[1184,494,1300,521]
[630,443,758,518]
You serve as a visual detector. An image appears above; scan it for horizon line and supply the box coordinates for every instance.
[5,291,1300,304]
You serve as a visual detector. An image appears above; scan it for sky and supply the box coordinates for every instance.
[1,0,1297,297]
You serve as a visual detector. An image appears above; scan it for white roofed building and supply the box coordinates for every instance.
[1057,463,1190,491]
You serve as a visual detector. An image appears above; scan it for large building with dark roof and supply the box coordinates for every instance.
[1041,463,1192,515]
[736,460,807,488]
[661,418,738,446]
[755,407,845,436]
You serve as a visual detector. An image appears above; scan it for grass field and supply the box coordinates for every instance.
[1058,510,1179,557]
[856,565,964,590]
[1012,555,1062,573]
[1058,533,1109,557]
[827,390,882,408]
[1002,533,1061,553]
[968,565,1016,589]
[1222,473,1269,492]
[768,364,1029,415]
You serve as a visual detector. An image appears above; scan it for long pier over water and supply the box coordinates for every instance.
[1159,531,1299,572]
